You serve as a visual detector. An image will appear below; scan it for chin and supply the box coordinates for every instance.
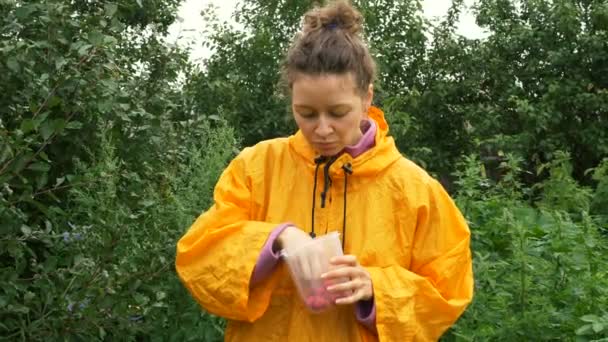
[317,147,342,157]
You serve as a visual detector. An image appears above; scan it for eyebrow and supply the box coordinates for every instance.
[293,104,352,111]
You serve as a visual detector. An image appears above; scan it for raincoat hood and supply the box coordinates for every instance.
[289,106,402,178]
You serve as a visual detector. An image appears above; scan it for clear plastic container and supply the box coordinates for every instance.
[280,231,349,313]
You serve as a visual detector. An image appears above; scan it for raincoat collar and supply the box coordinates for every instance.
[288,106,401,177]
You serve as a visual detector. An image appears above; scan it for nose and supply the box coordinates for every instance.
[314,115,333,138]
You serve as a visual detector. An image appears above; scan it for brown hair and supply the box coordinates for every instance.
[282,0,376,96]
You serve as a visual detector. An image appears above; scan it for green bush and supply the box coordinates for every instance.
[444,153,608,341]
[0,0,234,339]
[1,113,236,340]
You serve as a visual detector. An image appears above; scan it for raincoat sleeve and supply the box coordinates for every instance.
[175,150,282,322]
[250,223,292,286]
[366,178,473,341]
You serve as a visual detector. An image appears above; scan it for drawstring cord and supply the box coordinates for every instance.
[310,156,326,238]
[341,163,353,250]
[310,156,353,250]
[320,156,337,208]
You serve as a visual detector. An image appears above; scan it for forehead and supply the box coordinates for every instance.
[291,73,360,104]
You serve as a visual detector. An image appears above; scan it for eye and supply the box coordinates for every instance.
[298,110,317,119]
[328,105,351,117]
[330,110,348,118]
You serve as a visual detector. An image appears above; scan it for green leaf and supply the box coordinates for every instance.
[20,119,38,134]
[6,57,20,73]
[48,96,62,108]
[97,100,113,113]
[593,322,605,333]
[78,43,93,56]
[52,119,67,133]
[46,191,61,203]
[25,199,50,216]
[10,304,29,314]
[88,30,104,46]
[110,18,125,32]
[0,144,14,163]
[55,57,67,70]
[66,121,83,130]
[28,162,50,172]
[140,199,155,207]
[133,293,149,305]
[104,3,118,17]
[101,79,119,92]
[582,315,601,323]
[7,241,23,260]
[35,112,50,124]
[131,279,142,291]
[43,256,57,272]
[99,327,107,339]
[39,151,50,162]
[36,118,66,140]
[576,324,594,336]
[20,225,32,236]
[152,302,167,308]
[40,120,54,140]
[57,37,69,46]
[36,171,48,190]
[24,292,35,301]
[55,177,65,187]
[15,5,36,20]
[12,153,34,174]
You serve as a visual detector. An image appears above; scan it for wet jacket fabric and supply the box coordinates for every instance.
[175,106,474,341]
[248,117,378,333]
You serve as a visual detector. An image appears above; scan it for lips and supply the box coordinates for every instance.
[315,143,339,152]
[315,142,338,148]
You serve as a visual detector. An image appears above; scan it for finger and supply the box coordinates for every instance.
[322,266,365,280]
[326,279,360,293]
[329,255,357,266]
[335,289,365,305]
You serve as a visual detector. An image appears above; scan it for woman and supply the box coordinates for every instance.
[175,1,473,341]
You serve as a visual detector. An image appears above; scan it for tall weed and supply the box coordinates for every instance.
[445,153,608,341]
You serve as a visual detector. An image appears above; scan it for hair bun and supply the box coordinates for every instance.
[302,0,364,36]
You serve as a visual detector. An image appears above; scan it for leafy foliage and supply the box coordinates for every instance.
[2,0,607,340]
[445,154,608,341]
[1,0,234,339]
[193,0,608,185]
[423,0,608,182]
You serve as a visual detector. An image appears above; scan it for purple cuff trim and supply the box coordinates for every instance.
[250,223,293,287]
[344,119,376,158]
[355,297,377,334]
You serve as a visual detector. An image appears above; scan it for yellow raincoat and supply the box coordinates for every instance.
[176,107,473,341]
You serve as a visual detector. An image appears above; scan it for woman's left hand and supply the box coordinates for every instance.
[321,255,373,305]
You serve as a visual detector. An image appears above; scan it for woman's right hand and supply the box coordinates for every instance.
[275,226,324,280]
[274,225,312,253]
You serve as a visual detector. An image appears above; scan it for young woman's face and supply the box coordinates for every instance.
[291,73,373,157]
